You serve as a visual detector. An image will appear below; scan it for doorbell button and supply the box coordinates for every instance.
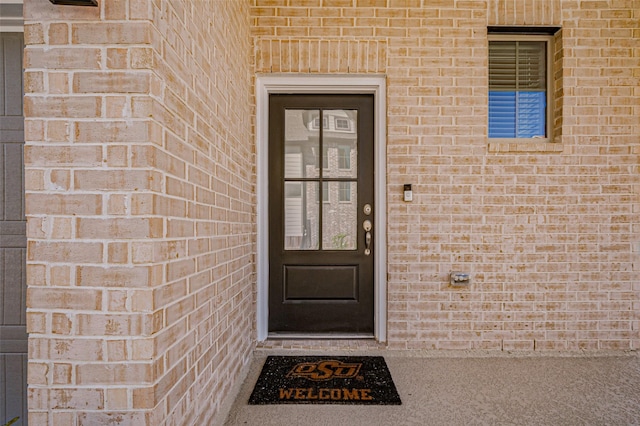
[403,184,413,202]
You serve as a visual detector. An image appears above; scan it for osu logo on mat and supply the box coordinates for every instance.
[286,360,362,381]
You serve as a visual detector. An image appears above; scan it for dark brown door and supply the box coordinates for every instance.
[269,94,374,335]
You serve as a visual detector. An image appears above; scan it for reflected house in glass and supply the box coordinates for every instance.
[284,109,358,251]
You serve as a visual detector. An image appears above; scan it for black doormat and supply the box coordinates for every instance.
[248,355,401,405]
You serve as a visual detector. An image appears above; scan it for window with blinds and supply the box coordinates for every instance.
[489,37,550,139]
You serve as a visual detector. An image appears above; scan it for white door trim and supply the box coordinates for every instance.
[255,74,387,342]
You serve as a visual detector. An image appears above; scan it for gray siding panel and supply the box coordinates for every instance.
[1,248,26,326]
[0,355,27,426]
[0,33,23,116]
[0,327,27,353]
[0,32,26,426]
[2,143,24,220]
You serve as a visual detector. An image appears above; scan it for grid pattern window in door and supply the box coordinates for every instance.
[283,109,358,251]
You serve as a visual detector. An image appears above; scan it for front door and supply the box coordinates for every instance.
[269,94,374,335]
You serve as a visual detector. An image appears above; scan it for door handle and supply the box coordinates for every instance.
[363,220,372,255]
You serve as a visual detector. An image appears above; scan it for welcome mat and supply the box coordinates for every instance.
[248,355,401,405]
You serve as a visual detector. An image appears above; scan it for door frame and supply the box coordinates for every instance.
[256,74,387,342]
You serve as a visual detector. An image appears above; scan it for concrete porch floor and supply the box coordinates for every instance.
[223,350,640,426]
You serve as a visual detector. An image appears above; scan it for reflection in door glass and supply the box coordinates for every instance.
[285,110,319,179]
[322,182,357,250]
[284,181,319,250]
[323,110,357,179]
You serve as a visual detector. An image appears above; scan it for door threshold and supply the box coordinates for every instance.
[268,332,375,340]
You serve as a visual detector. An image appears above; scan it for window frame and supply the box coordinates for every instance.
[338,181,351,202]
[312,116,328,130]
[322,145,329,170]
[338,145,351,170]
[335,117,351,131]
[488,33,554,143]
[320,181,329,203]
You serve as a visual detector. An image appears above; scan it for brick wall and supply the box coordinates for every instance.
[20,0,640,424]
[24,0,253,424]
[251,0,640,351]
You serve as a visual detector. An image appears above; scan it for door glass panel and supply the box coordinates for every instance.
[284,181,319,250]
[285,109,319,178]
[322,181,357,250]
[324,110,357,179]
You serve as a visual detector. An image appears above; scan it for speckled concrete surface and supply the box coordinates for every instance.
[223,351,640,426]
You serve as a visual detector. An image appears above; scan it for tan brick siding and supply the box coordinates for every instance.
[24,0,253,425]
[251,0,640,352]
[255,39,387,72]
